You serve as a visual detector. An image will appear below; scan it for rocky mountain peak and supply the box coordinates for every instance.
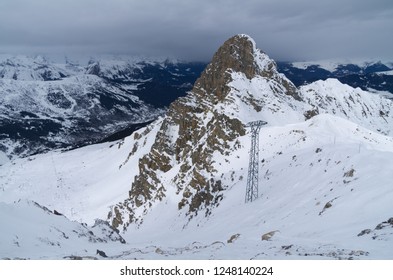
[193,34,282,102]
[203,35,261,77]
[108,34,302,231]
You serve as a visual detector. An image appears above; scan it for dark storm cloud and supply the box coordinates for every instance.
[0,0,392,61]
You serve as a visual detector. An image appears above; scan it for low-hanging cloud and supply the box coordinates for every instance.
[0,0,392,61]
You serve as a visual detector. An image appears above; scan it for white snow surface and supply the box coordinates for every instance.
[1,113,393,259]
[299,79,393,136]
[0,200,125,259]
[224,72,305,125]
[0,121,161,224]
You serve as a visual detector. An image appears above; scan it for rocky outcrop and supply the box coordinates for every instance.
[192,34,299,102]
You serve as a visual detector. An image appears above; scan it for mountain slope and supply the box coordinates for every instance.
[299,78,393,135]
[104,35,393,258]
[0,74,161,154]
[118,114,393,259]
[108,35,393,233]
[0,122,161,224]
[0,200,125,260]
[2,113,392,259]
[108,34,306,231]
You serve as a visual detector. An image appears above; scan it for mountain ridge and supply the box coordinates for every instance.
[277,60,393,94]
[108,34,307,231]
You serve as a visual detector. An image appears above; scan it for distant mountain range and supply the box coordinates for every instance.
[0,55,205,159]
[277,60,393,95]
[1,54,392,161]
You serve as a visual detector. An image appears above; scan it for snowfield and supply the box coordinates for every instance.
[0,119,162,224]
[1,113,392,259]
[0,200,125,260]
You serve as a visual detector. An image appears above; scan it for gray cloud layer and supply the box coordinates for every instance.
[1,0,392,61]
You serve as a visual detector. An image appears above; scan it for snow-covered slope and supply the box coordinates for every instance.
[0,121,161,224]
[1,35,393,259]
[107,35,393,233]
[0,200,125,260]
[299,78,393,135]
[1,113,392,259]
[0,55,74,81]
[118,114,393,259]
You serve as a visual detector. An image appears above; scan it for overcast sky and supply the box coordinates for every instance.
[0,0,392,62]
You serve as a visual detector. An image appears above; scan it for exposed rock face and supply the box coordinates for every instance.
[108,34,303,231]
[192,34,299,102]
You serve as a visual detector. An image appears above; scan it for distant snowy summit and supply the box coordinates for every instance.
[0,55,68,81]
[0,54,181,81]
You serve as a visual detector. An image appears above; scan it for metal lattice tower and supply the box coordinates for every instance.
[245,120,267,203]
